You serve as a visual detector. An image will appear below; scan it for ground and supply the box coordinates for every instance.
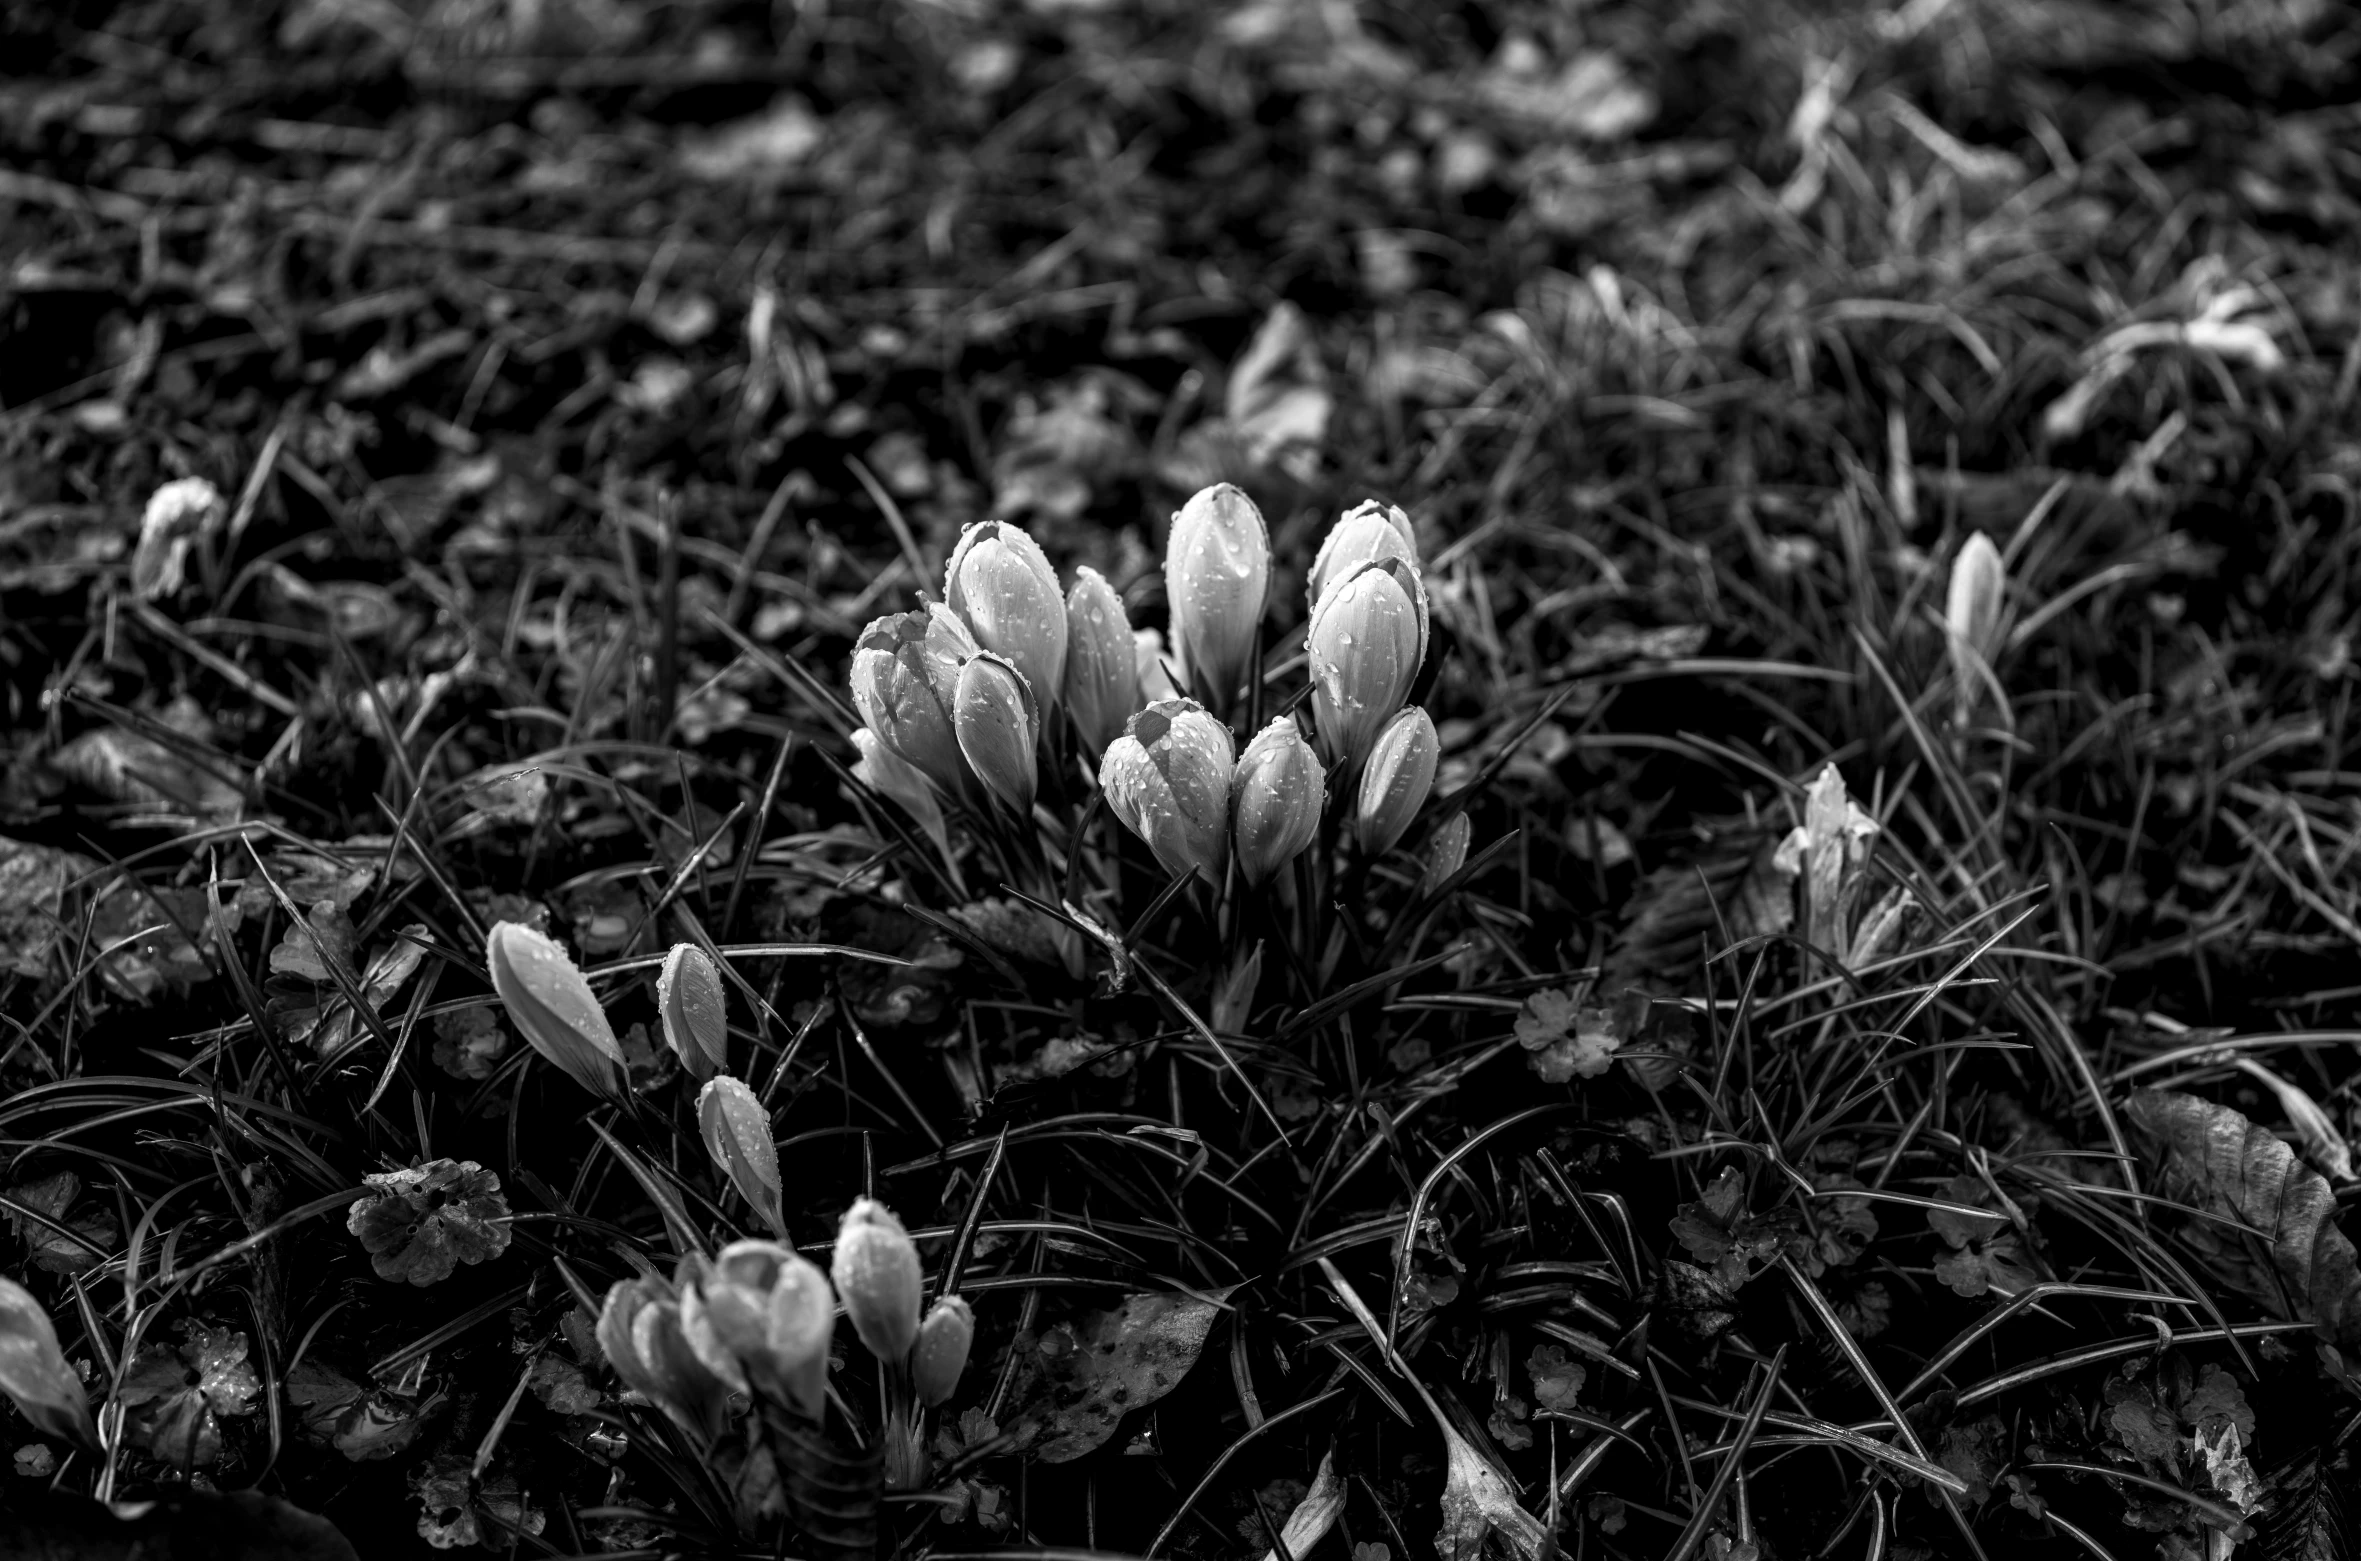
[3,1,2361,1559]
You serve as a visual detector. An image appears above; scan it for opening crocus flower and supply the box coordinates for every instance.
[850,604,978,800]
[657,943,728,1081]
[1307,556,1427,774]
[1354,705,1438,855]
[1165,482,1270,708]
[485,921,625,1100]
[597,1267,731,1439]
[953,651,1040,816]
[1232,716,1324,886]
[943,520,1068,714]
[680,1240,835,1421]
[1063,566,1139,759]
[1098,698,1238,886]
[831,1198,924,1365]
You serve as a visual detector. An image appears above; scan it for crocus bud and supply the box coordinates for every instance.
[1098,698,1237,885]
[831,1198,923,1366]
[486,921,625,1099]
[680,1240,834,1420]
[657,943,728,1080]
[1355,705,1438,855]
[910,1296,974,1407]
[1063,567,1138,758]
[699,1076,785,1236]
[1308,499,1420,616]
[850,605,978,798]
[598,1272,730,1438]
[1419,811,1471,897]
[1135,627,1181,703]
[953,651,1040,816]
[0,1277,97,1451]
[1945,532,2006,719]
[944,520,1068,713]
[1308,557,1427,772]
[1232,717,1324,886]
[852,727,953,866]
[1165,482,1270,707]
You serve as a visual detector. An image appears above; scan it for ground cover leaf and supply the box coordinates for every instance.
[2125,1089,2361,1344]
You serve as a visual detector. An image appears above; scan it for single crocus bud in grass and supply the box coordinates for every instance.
[953,651,1040,816]
[699,1076,785,1237]
[1232,716,1324,886]
[1355,705,1438,855]
[1165,482,1269,706]
[1945,532,2007,714]
[1063,566,1138,759]
[657,943,728,1081]
[598,1272,729,1438]
[944,520,1068,713]
[910,1295,975,1407]
[1099,698,1237,885]
[850,604,979,798]
[1419,811,1471,898]
[1308,557,1427,773]
[486,921,625,1099]
[1308,499,1421,617]
[831,1198,923,1366]
[680,1240,834,1421]
[0,1277,97,1451]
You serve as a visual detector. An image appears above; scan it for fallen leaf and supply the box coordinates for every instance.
[1002,1289,1230,1462]
[1255,1451,1345,1561]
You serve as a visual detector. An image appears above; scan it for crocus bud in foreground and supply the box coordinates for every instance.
[0,1277,98,1450]
[1355,706,1438,855]
[850,605,979,798]
[1165,482,1270,706]
[1419,811,1471,898]
[1063,567,1138,758]
[953,652,1040,816]
[680,1240,834,1420]
[1232,717,1324,886]
[853,727,953,866]
[1099,698,1238,885]
[1308,499,1421,616]
[1308,557,1427,773]
[699,1076,784,1236]
[657,943,728,1081]
[486,921,625,1099]
[598,1270,730,1438]
[910,1296,975,1407]
[831,1198,923,1365]
[944,520,1068,713]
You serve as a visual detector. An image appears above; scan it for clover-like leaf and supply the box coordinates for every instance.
[346,1160,512,1286]
[119,1321,261,1467]
[1513,988,1621,1082]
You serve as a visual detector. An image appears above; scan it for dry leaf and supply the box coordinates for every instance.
[1002,1289,1230,1462]
[1256,1451,1345,1561]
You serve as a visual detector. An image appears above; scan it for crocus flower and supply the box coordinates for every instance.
[852,727,953,866]
[850,604,978,799]
[597,1267,731,1438]
[1354,705,1438,855]
[1099,698,1237,885]
[944,520,1067,714]
[953,651,1040,816]
[831,1199,923,1366]
[1307,556,1426,773]
[657,943,728,1081]
[699,1076,784,1237]
[910,1296,975,1407]
[1165,482,1269,707]
[486,921,625,1099]
[1063,566,1138,759]
[680,1240,834,1421]
[1231,717,1324,886]
[1307,499,1420,616]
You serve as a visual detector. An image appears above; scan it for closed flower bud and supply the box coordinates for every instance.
[831,1198,923,1366]
[1308,499,1421,616]
[1134,626,1181,703]
[1099,699,1237,885]
[486,921,625,1099]
[0,1277,97,1451]
[1945,532,2007,719]
[598,1274,729,1437]
[1165,483,1270,706]
[699,1076,785,1236]
[1355,706,1438,855]
[1308,557,1427,772]
[944,520,1068,713]
[910,1296,974,1407]
[657,943,728,1080]
[680,1240,834,1420]
[1063,567,1138,758]
[852,727,952,864]
[1419,811,1471,897]
[1231,717,1324,886]
[850,605,979,799]
[953,651,1040,816]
